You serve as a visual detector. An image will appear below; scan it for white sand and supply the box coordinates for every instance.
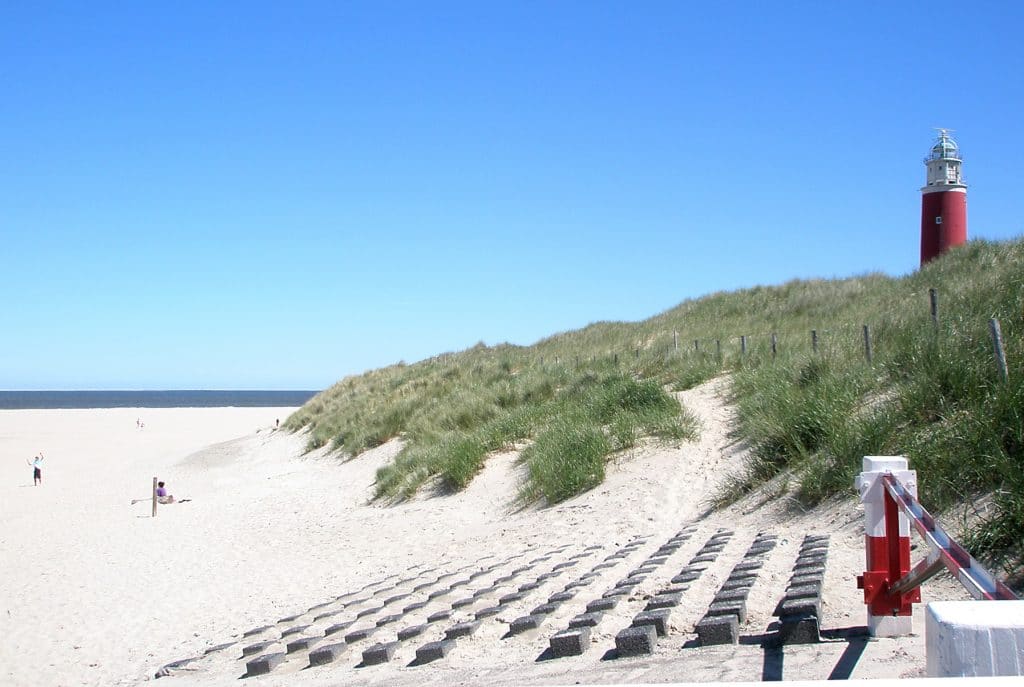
[0,381,972,687]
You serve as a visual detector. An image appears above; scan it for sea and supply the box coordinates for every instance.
[0,390,319,410]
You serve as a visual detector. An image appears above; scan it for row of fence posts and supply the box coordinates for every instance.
[529,289,1010,383]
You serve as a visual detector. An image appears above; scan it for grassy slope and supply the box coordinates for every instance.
[287,238,1024,570]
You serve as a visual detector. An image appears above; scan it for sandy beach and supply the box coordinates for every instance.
[0,381,970,687]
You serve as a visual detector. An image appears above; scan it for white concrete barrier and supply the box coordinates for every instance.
[927,600,1024,677]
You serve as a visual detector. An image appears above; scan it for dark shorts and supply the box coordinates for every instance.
[33,467,41,479]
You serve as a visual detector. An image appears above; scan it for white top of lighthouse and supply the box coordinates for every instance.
[923,128,966,192]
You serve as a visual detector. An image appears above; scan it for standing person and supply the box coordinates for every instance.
[27,453,43,485]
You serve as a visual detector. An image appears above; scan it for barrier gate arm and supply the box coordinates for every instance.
[881,474,1018,602]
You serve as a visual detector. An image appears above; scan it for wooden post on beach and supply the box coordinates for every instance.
[930,288,939,328]
[812,329,819,354]
[771,333,777,359]
[989,318,1009,382]
[151,477,158,517]
[863,324,873,364]
[673,331,679,352]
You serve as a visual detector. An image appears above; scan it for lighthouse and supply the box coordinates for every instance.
[920,129,967,265]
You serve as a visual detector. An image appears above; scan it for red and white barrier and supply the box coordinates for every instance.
[856,453,1020,674]
[855,456,919,636]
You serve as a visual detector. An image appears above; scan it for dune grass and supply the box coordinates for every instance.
[287,238,1024,572]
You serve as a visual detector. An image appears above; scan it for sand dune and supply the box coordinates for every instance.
[0,381,970,686]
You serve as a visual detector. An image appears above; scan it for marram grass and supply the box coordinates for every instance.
[288,238,1024,575]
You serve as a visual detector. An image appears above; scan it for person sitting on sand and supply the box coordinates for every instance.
[156,481,175,504]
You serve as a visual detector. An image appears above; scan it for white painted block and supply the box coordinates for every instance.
[869,613,913,637]
[926,601,1024,677]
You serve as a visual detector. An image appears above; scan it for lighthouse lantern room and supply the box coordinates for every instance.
[920,129,967,265]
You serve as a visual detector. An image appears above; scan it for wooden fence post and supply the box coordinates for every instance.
[740,335,747,355]
[989,318,1009,382]
[673,331,679,352]
[812,329,819,354]
[716,339,721,361]
[771,333,777,359]
[863,324,873,364]
[694,339,700,353]
[635,348,640,359]
[614,353,618,365]
[930,288,939,328]
[152,477,158,518]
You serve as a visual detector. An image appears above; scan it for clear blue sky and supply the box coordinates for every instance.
[2,2,1021,390]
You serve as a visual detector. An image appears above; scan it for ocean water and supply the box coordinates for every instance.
[0,390,319,409]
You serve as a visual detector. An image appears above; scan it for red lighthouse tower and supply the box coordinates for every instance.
[920,129,967,265]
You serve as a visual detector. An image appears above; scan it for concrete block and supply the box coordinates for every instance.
[604,586,632,598]
[324,620,353,636]
[549,627,591,657]
[398,624,428,640]
[721,578,755,592]
[203,642,235,655]
[553,561,577,571]
[586,597,619,612]
[344,626,378,643]
[313,610,340,622]
[415,639,456,664]
[714,589,750,604]
[733,560,764,572]
[548,591,575,603]
[244,652,286,677]
[777,596,821,619]
[307,641,347,666]
[445,620,481,639]
[242,625,274,638]
[778,615,820,644]
[475,605,502,619]
[375,613,403,627]
[789,571,825,586]
[632,609,671,636]
[498,592,524,605]
[727,570,759,583]
[473,586,496,598]
[412,582,434,593]
[286,636,321,653]
[531,602,560,615]
[646,556,670,566]
[427,588,451,600]
[280,624,310,638]
[242,640,278,657]
[356,606,382,619]
[645,593,682,610]
[660,584,689,595]
[786,582,823,599]
[451,596,476,609]
[706,600,747,624]
[569,612,603,628]
[494,574,516,584]
[361,641,399,665]
[278,613,303,623]
[592,562,617,571]
[615,625,658,656]
[508,614,544,635]
[691,554,717,564]
[403,601,428,613]
[671,572,701,584]
[383,593,410,606]
[926,600,1024,677]
[518,581,541,592]
[426,609,451,623]
[696,614,739,645]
